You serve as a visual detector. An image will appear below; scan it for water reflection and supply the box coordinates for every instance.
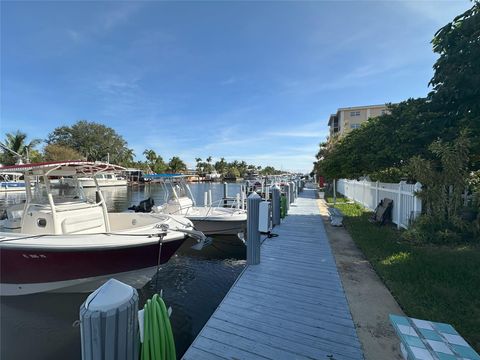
[0,183,246,360]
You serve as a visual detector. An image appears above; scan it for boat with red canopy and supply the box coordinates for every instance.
[0,161,205,296]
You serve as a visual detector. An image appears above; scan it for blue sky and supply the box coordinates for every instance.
[1,1,472,172]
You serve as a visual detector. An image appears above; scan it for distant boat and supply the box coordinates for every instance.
[205,171,221,181]
[62,172,128,188]
[0,161,206,296]
[0,172,30,192]
[141,174,247,237]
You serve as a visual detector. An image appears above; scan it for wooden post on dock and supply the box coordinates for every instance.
[247,192,261,265]
[272,185,281,226]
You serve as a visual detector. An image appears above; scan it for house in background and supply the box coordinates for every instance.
[328,104,389,138]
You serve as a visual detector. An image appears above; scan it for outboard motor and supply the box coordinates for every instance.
[128,197,155,213]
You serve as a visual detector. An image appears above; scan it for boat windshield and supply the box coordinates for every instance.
[30,177,87,205]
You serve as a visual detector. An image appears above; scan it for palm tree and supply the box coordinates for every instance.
[1,131,41,165]
[168,156,187,173]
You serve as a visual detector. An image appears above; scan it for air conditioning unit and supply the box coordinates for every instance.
[258,200,272,233]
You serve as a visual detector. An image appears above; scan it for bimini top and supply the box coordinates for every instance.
[0,161,126,176]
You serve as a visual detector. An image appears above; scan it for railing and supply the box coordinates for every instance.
[336,179,422,229]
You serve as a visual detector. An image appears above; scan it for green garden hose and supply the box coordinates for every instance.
[140,294,176,360]
[280,195,287,219]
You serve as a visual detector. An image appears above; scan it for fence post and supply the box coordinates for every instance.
[362,179,366,207]
[413,182,422,221]
[333,179,336,204]
[271,185,281,226]
[247,192,262,265]
[397,181,404,229]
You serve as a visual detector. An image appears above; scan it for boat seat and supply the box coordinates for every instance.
[61,213,106,234]
[54,202,99,212]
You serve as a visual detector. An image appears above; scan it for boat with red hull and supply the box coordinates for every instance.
[0,161,206,296]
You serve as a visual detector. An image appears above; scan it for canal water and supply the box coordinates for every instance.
[0,183,246,360]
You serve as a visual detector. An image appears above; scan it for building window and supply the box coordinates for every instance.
[350,111,360,117]
[381,109,387,115]
[350,123,361,129]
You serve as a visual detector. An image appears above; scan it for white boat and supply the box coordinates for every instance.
[62,172,128,188]
[141,174,247,237]
[0,172,30,192]
[0,161,206,296]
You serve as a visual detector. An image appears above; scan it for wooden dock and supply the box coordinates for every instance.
[182,186,364,360]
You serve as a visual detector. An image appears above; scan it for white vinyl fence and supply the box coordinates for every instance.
[336,179,422,229]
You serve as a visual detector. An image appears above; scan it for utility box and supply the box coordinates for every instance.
[258,200,271,233]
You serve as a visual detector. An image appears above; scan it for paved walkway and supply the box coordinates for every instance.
[182,187,364,359]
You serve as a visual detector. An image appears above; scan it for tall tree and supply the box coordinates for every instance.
[143,149,166,173]
[204,156,214,173]
[47,120,134,165]
[168,156,187,173]
[195,157,204,174]
[1,131,41,165]
[429,2,480,169]
[214,157,228,175]
[44,144,84,161]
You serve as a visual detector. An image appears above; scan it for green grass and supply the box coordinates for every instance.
[333,202,480,352]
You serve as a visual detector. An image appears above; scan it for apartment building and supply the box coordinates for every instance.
[328,104,389,138]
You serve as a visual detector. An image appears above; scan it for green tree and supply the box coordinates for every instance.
[204,156,214,173]
[168,156,187,173]
[225,166,240,178]
[143,149,167,173]
[1,131,41,165]
[261,166,277,175]
[214,157,228,175]
[429,2,480,169]
[315,99,442,181]
[47,120,134,165]
[44,144,84,161]
[195,157,204,174]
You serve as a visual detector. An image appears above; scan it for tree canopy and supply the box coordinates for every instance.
[44,144,84,162]
[47,120,134,165]
[315,2,480,181]
[167,156,187,173]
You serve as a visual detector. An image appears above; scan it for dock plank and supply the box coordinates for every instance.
[182,186,364,360]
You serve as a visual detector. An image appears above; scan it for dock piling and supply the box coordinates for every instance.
[223,182,228,206]
[80,279,138,360]
[271,185,280,226]
[246,192,262,265]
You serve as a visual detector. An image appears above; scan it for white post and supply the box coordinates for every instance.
[208,189,212,206]
[236,193,240,209]
[413,182,422,221]
[362,179,366,208]
[397,181,403,229]
[204,191,208,207]
[375,181,379,207]
[333,179,336,205]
